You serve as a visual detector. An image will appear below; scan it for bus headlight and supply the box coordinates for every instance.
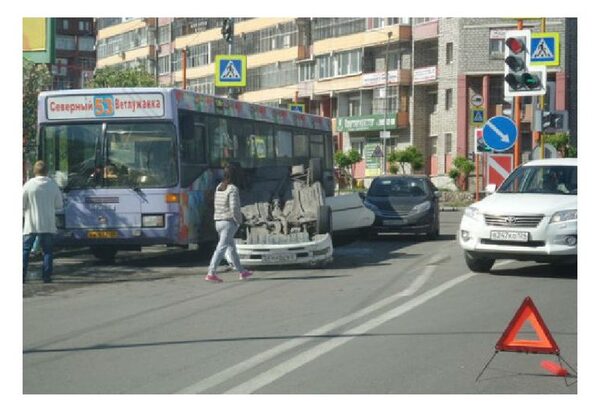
[142,214,165,228]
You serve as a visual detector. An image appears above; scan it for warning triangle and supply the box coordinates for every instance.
[496,297,560,354]
[532,39,554,60]
[221,61,241,80]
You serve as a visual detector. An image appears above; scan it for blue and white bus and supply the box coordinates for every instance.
[37,88,335,263]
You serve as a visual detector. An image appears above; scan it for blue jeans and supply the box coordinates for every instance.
[23,233,54,281]
[208,220,243,275]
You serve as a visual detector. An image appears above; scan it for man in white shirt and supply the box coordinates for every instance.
[23,161,63,283]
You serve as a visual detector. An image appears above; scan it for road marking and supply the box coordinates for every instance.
[177,258,440,394]
[225,260,514,394]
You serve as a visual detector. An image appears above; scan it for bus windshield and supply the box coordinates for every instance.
[40,122,178,189]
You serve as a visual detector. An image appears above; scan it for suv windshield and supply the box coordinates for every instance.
[40,122,178,189]
[368,178,429,197]
[498,164,577,195]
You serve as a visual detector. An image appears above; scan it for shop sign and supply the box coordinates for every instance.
[336,114,397,132]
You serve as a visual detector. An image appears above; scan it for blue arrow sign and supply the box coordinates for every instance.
[483,116,517,152]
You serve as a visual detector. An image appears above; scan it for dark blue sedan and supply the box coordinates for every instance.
[363,175,440,239]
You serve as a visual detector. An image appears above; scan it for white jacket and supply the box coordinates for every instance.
[22,176,63,235]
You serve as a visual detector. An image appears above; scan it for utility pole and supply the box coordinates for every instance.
[182,47,187,89]
[513,19,523,168]
[222,18,236,99]
[382,31,392,175]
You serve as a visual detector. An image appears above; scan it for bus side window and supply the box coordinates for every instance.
[179,113,207,186]
[275,129,293,167]
[293,131,309,165]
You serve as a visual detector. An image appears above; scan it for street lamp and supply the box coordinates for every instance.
[382,31,392,175]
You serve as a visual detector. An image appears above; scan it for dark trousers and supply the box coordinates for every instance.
[23,233,54,282]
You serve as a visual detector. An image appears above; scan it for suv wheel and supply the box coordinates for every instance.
[464,251,495,272]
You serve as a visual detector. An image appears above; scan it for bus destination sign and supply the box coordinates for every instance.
[46,93,165,120]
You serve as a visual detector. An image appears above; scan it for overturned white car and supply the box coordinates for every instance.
[236,162,334,266]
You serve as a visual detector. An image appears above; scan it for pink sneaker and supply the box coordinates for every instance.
[239,270,253,281]
[205,274,223,283]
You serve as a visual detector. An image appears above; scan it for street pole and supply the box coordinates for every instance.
[540,18,546,159]
[382,31,392,175]
[513,19,523,168]
[182,48,187,90]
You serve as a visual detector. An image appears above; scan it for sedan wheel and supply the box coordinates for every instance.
[464,251,495,272]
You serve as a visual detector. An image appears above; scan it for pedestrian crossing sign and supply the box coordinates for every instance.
[530,33,560,66]
[215,55,247,87]
[470,107,485,127]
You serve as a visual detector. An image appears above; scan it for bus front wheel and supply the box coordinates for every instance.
[91,246,118,262]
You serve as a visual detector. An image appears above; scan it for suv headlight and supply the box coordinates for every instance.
[463,206,483,221]
[409,201,431,215]
[549,209,577,223]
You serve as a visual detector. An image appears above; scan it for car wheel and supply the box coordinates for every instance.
[426,225,439,240]
[464,251,495,272]
[91,246,118,263]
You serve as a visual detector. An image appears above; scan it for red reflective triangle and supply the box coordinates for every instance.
[496,297,560,354]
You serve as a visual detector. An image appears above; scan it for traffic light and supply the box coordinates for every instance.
[534,110,569,133]
[221,18,234,43]
[504,30,546,97]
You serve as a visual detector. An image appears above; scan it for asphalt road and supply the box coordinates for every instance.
[23,211,577,397]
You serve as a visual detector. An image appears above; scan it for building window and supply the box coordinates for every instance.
[62,19,69,31]
[444,133,452,154]
[188,43,210,68]
[56,35,76,50]
[188,76,214,95]
[445,89,453,110]
[312,18,366,42]
[78,20,91,33]
[446,42,454,64]
[78,36,95,52]
[158,55,171,75]
[348,96,360,116]
[299,62,315,82]
[367,18,400,30]
[158,25,170,45]
[373,86,399,115]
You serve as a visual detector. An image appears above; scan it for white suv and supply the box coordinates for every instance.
[458,158,577,272]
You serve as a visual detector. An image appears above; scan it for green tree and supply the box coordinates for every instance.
[388,146,424,174]
[449,156,475,191]
[23,58,52,172]
[87,67,157,88]
[334,149,362,190]
[542,132,576,157]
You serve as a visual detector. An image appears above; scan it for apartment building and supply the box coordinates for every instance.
[94,17,576,188]
[52,18,96,89]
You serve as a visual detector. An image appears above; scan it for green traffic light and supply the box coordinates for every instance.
[522,73,540,89]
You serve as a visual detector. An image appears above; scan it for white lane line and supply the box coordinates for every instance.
[177,258,440,394]
[225,260,513,394]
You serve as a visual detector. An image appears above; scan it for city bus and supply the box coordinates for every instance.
[37,88,336,264]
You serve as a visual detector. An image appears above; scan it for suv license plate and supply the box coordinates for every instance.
[263,254,297,264]
[490,230,528,242]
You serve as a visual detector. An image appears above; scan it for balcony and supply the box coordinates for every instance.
[413,66,438,85]
[297,45,312,61]
[361,69,411,88]
[396,111,409,128]
[413,20,439,41]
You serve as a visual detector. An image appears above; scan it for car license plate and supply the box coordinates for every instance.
[490,230,528,242]
[383,219,407,226]
[263,253,296,263]
[87,230,118,239]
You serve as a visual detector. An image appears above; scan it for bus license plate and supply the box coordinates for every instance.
[263,253,296,264]
[87,230,118,239]
[490,230,528,242]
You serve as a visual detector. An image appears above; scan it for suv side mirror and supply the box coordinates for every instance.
[485,184,497,194]
[433,190,441,198]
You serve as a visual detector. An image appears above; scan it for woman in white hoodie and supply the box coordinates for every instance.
[22,161,63,283]
[205,164,252,283]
